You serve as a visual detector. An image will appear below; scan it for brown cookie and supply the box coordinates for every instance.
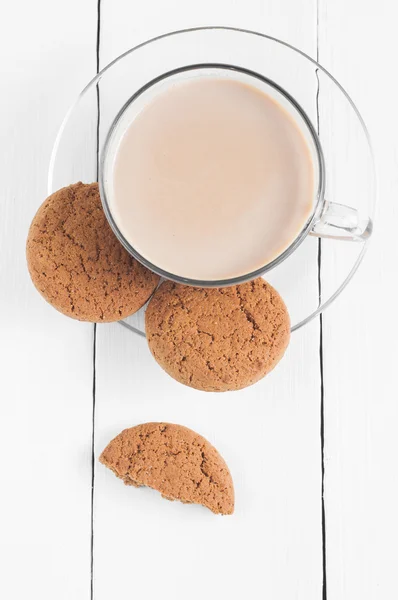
[99,422,234,515]
[26,182,159,322]
[145,279,290,392]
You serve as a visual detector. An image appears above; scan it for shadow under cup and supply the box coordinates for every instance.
[99,63,371,288]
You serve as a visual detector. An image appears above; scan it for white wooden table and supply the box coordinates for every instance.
[1,1,397,598]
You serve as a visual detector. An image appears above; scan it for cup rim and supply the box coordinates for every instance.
[100,62,326,287]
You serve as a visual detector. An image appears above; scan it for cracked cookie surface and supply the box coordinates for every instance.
[26,182,159,322]
[145,279,290,392]
[99,422,234,515]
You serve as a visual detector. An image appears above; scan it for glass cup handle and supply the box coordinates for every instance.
[310,201,373,241]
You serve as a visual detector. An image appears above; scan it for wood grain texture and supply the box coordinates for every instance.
[0,2,97,599]
[94,2,323,599]
[318,1,398,598]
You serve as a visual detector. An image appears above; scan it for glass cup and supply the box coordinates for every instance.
[100,62,372,288]
[49,27,376,329]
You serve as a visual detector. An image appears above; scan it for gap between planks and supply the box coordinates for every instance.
[91,1,101,599]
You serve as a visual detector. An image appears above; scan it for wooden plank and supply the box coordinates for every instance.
[318,0,398,598]
[94,2,323,599]
[0,2,97,599]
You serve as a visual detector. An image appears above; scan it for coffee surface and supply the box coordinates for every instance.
[110,77,315,280]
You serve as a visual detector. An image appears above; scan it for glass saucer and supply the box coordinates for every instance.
[48,26,376,334]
